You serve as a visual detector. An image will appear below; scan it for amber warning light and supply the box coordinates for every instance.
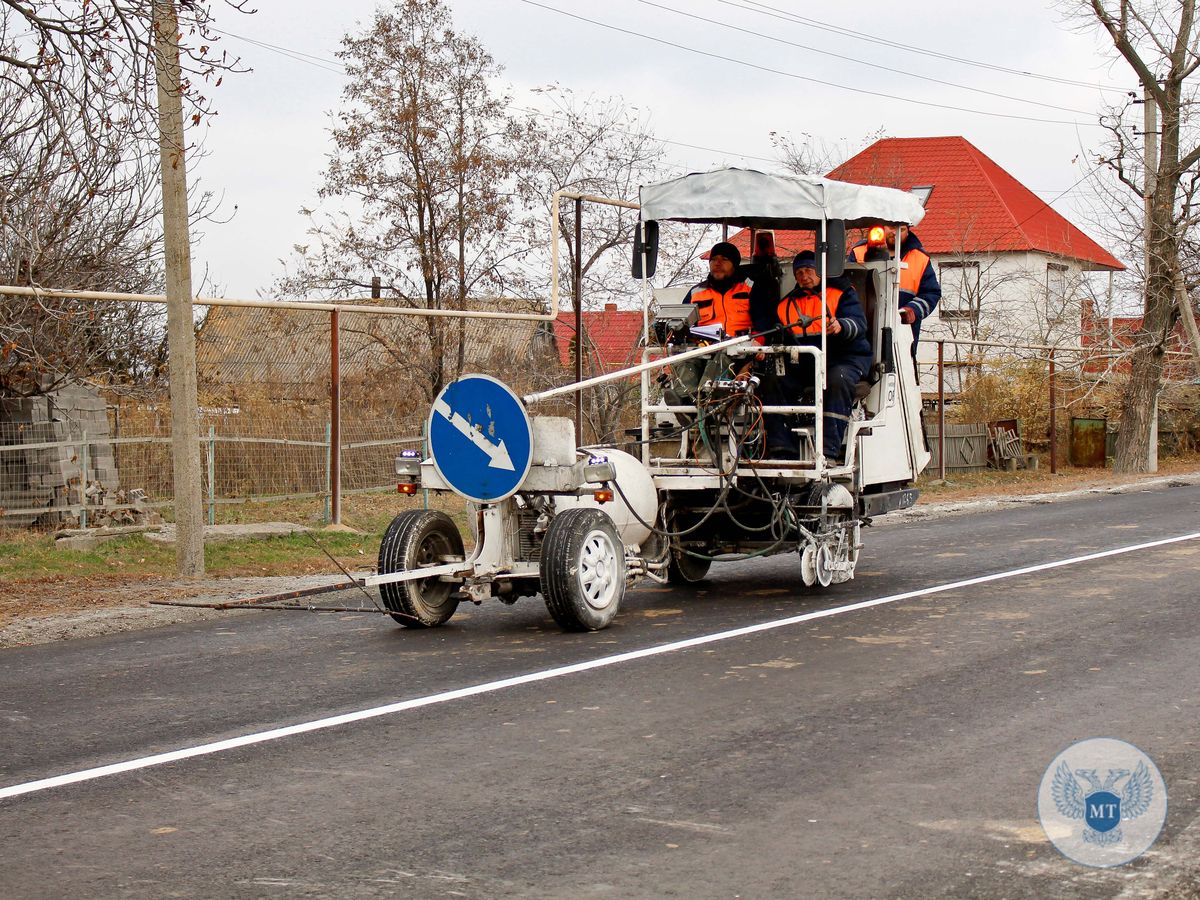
[867,226,887,246]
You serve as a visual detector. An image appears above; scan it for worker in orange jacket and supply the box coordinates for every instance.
[684,241,753,336]
[765,251,871,460]
[850,225,940,360]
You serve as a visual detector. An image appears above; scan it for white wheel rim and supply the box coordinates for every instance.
[800,544,817,587]
[815,543,833,588]
[579,529,620,611]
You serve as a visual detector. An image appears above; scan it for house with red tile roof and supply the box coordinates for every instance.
[724,136,1126,391]
[550,303,645,374]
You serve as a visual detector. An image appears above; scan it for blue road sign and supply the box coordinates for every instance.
[428,374,534,504]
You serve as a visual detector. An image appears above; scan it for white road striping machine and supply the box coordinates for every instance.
[358,168,930,631]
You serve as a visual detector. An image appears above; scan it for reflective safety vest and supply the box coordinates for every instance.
[777,287,844,336]
[852,244,931,295]
[686,281,753,334]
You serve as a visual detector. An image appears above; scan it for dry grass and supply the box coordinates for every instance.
[917,451,1200,501]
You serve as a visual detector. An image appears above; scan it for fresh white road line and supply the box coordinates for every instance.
[3,530,1198,802]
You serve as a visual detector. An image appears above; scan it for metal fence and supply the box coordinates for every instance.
[0,418,419,529]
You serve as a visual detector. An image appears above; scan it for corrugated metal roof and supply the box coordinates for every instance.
[196,298,551,396]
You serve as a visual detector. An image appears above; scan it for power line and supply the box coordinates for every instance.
[517,0,1103,128]
[212,27,782,165]
[635,0,1095,116]
[723,0,1129,94]
[211,27,346,75]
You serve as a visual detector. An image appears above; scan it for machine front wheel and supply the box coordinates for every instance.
[378,509,464,628]
[541,508,626,631]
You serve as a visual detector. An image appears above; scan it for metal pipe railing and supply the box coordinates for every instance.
[0,285,559,322]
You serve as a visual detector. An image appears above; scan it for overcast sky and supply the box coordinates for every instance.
[188,0,1134,298]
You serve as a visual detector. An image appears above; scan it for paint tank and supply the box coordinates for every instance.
[555,448,658,548]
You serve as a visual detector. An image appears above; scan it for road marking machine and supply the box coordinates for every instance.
[358,168,931,631]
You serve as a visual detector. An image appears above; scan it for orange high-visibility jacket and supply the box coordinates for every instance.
[851,243,932,297]
[776,287,844,336]
[684,280,753,334]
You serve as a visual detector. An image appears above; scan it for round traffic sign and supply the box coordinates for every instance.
[427,374,534,504]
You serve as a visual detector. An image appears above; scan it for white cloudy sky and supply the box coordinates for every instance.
[187,0,1134,297]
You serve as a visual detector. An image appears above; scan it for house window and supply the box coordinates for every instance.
[1046,263,1068,310]
[910,185,934,207]
[938,261,979,320]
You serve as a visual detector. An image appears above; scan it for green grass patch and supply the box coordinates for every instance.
[0,488,475,583]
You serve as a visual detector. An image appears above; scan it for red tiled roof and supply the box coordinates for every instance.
[723,137,1124,271]
[552,304,644,372]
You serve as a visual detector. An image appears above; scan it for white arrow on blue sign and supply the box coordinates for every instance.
[427,374,534,504]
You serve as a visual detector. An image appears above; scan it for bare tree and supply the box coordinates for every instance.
[0,1,245,396]
[0,77,168,394]
[277,0,522,405]
[771,128,889,178]
[514,86,670,305]
[1082,0,1200,470]
[0,0,247,146]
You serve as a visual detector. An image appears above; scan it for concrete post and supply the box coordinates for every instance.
[153,0,204,576]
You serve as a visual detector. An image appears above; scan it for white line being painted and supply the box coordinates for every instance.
[3,531,1198,802]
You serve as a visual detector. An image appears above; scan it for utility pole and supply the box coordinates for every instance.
[153,0,205,575]
[1143,82,1160,472]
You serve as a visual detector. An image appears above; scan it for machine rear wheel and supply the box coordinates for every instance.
[378,509,464,627]
[541,508,625,631]
[667,548,711,585]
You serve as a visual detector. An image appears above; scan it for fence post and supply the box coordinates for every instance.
[79,431,89,529]
[1049,349,1057,474]
[323,421,332,525]
[206,425,216,526]
[937,340,946,482]
[330,307,342,525]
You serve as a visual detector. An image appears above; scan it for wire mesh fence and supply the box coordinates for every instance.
[0,413,422,530]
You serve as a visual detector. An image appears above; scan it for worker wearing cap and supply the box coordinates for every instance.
[684,241,753,336]
[765,251,871,460]
[850,225,940,359]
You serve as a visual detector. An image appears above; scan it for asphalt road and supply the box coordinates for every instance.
[1,485,1199,898]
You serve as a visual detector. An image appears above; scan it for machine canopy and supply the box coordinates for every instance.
[639,167,926,230]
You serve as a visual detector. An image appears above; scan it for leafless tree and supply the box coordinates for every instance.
[0,1,247,396]
[513,87,722,443]
[1077,0,1200,470]
[277,0,524,406]
[771,128,889,178]
[0,0,248,146]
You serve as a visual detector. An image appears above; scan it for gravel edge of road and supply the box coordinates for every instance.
[3,472,1199,649]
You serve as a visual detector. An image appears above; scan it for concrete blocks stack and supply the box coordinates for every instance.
[0,384,120,528]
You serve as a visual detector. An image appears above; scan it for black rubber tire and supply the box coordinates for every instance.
[540,508,625,632]
[377,509,464,628]
[666,549,711,585]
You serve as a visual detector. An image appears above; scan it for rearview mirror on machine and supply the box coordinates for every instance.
[814,220,846,278]
[632,220,659,279]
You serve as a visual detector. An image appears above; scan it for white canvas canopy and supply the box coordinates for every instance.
[639,168,926,229]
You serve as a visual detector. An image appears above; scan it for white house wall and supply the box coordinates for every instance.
[915,251,1089,394]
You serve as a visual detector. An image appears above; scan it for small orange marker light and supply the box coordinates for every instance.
[593,489,614,504]
[397,482,417,494]
[867,226,887,245]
